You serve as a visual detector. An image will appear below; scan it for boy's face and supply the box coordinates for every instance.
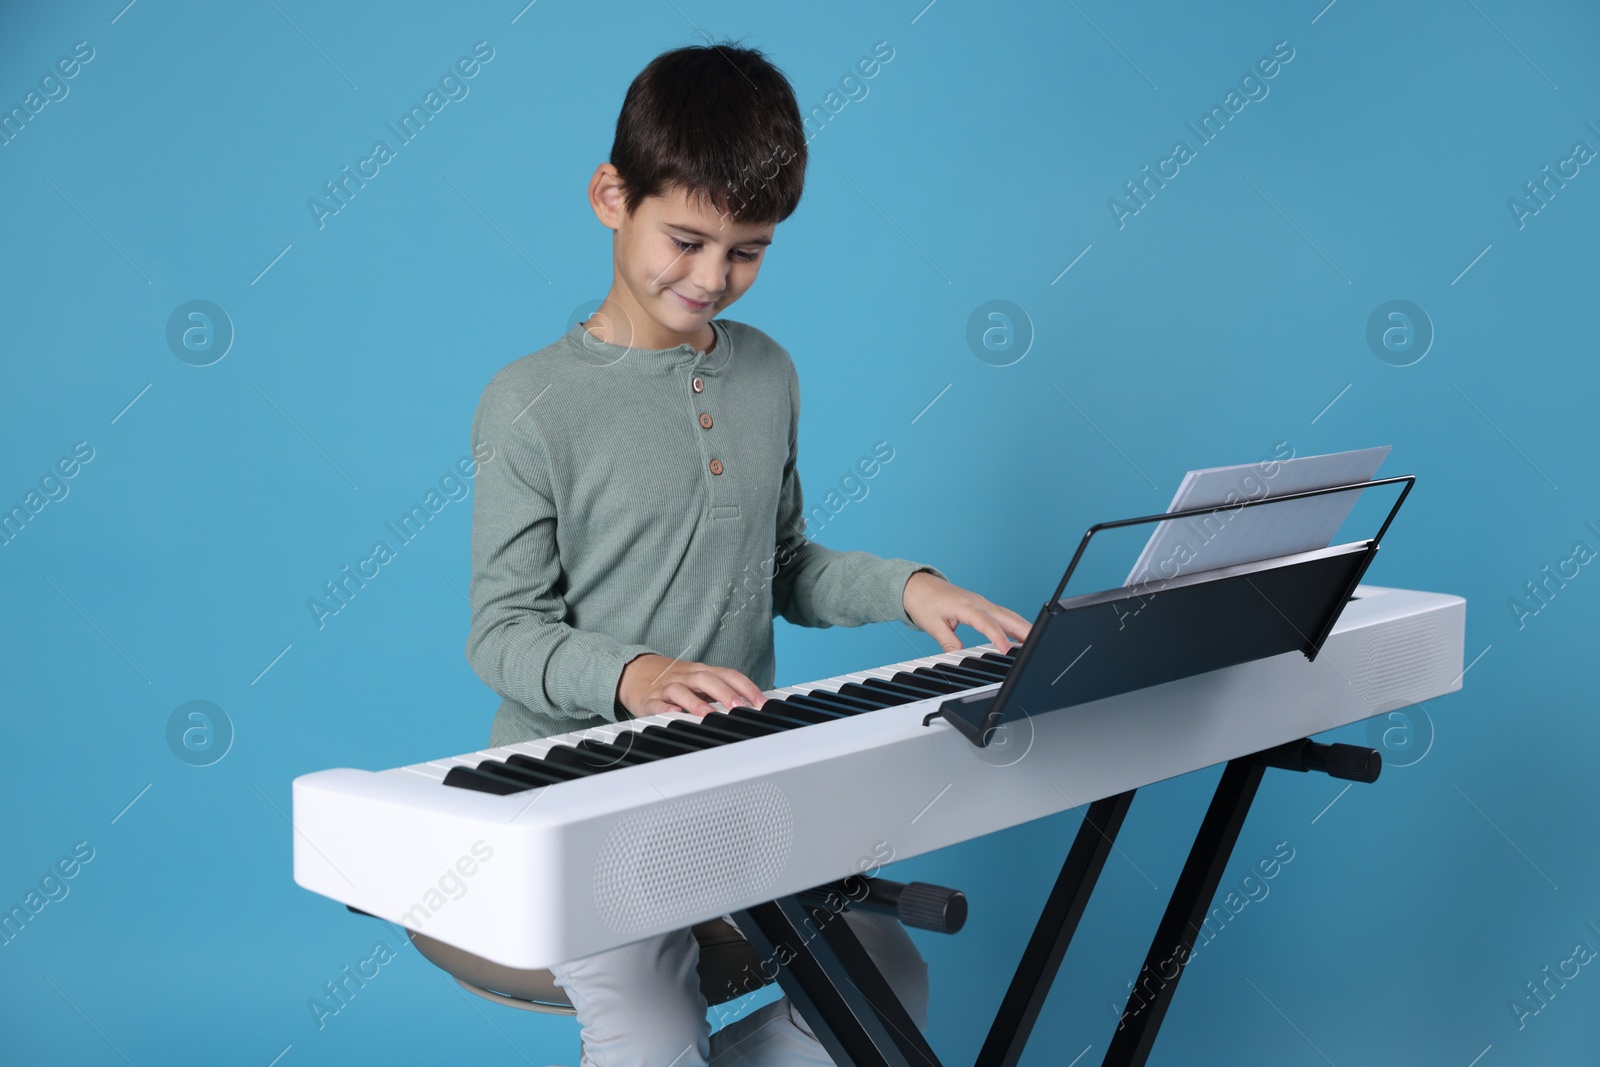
[589,165,775,351]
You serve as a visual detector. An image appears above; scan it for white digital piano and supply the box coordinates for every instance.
[292,476,1466,1067]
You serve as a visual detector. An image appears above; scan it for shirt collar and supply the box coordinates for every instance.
[564,318,732,375]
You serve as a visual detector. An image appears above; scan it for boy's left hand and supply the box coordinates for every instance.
[902,570,1032,654]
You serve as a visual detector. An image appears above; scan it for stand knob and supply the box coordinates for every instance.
[895,881,968,934]
[799,876,969,934]
[1259,738,1382,783]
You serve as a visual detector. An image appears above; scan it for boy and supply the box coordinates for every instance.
[465,40,1031,1065]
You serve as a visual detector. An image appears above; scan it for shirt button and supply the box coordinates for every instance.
[708,459,723,475]
[698,412,713,429]
[692,376,704,393]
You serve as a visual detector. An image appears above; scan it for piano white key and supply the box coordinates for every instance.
[503,739,562,758]
[801,670,874,689]
[606,717,685,741]
[899,652,955,671]
[599,711,708,737]
[424,756,481,772]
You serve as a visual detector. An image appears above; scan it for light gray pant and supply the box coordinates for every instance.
[549,909,930,1066]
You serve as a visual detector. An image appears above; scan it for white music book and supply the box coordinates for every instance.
[1124,446,1391,588]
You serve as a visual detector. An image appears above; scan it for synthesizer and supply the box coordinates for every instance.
[292,583,1463,970]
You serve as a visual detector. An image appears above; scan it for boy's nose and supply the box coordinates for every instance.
[690,258,727,299]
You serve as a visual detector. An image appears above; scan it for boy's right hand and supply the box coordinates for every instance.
[616,653,767,719]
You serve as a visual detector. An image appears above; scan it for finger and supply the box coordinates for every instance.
[720,670,768,709]
[650,694,687,717]
[691,671,765,713]
[700,681,748,713]
[665,682,715,717]
[693,672,753,713]
[1001,608,1034,640]
[963,607,1017,653]
[922,614,962,654]
[969,603,1033,649]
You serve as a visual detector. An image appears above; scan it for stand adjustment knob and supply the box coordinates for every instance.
[799,876,969,934]
[1259,738,1382,783]
[894,881,968,934]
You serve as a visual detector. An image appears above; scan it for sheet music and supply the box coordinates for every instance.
[1124,446,1391,588]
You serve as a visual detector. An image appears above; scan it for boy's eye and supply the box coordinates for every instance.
[672,237,762,263]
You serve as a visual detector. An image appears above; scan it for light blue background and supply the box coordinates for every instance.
[2,1,1597,1064]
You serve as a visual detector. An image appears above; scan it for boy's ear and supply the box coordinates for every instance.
[589,163,627,231]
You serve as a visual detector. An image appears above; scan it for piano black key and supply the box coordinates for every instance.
[442,765,534,795]
[506,753,587,781]
[832,684,898,709]
[576,737,661,767]
[674,713,783,742]
[923,664,1001,689]
[909,665,984,690]
[788,690,876,714]
[732,710,812,735]
[864,675,947,700]
[663,719,730,745]
[589,736,668,763]
[610,730,696,760]
[645,723,725,751]
[704,712,790,739]
[741,701,841,726]
[978,651,1017,668]
[871,674,954,699]
[619,729,725,761]
[544,744,621,775]
[891,670,964,695]
[953,656,1008,680]
[477,759,565,788]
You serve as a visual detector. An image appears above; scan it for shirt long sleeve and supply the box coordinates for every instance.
[464,375,657,734]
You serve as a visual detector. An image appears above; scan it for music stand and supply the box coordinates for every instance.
[932,475,1415,748]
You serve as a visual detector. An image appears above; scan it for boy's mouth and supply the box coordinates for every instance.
[670,290,715,311]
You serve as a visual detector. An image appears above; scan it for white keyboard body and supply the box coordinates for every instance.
[292,584,1464,969]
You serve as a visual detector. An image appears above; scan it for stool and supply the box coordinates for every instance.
[407,917,766,1014]
[356,876,966,1016]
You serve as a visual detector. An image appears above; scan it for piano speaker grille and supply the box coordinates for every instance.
[593,780,793,934]
[1358,615,1453,713]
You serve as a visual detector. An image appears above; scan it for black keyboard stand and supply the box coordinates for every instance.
[732,737,1382,1067]
[731,895,942,1067]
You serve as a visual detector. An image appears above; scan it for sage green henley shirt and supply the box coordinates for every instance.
[466,318,946,748]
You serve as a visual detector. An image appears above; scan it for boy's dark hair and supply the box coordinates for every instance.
[610,40,807,225]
